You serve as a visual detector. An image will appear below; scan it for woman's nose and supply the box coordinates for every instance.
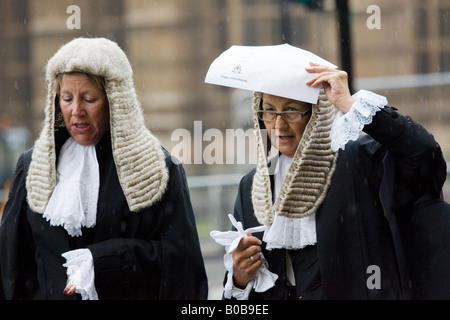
[274,113,287,129]
[71,98,85,116]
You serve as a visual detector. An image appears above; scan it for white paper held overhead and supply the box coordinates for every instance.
[204,44,337,104]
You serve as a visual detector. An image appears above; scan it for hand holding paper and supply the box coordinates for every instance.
[210,214,266,253]
[210,214,278,295]
[305,62,356,113]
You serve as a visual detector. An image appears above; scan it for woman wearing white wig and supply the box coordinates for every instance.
[0,37,208,300]
[210,48,449,299]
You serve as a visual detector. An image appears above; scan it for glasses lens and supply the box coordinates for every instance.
[258,111,276,121]
[283,111,301,122]
[258,109,311,122]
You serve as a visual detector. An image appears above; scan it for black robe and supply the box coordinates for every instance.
[0,131,208,300]
[231,106,450,300]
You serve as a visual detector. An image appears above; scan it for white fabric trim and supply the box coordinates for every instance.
[266,153,317,250]
[330,89,388,152]
[62,248,98,300]
[263,213,317,250]
[273,154,292,202]
[223,252,255,300]
[43,138,99,237]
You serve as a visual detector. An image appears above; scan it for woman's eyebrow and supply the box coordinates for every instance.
[284,100,304,106]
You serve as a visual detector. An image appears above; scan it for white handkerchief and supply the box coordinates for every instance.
[210,214,278,293]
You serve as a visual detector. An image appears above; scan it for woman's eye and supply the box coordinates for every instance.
[84,97,97,103]
[287,107,299,112]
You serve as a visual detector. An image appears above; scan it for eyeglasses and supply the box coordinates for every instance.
[257,108,312,123]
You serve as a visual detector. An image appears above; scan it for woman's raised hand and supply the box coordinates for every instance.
[306,62,356,113]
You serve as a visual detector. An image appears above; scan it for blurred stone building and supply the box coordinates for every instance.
[1,0,449,174]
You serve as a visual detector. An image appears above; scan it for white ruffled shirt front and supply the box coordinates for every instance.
[215,89,387,299]
[263,154,317,250]
[43,137,99,300]
[43,137,99,236]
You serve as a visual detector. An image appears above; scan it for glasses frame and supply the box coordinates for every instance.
[257,108,312,123]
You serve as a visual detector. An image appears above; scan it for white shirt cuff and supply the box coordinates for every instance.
[62,248,99,300]
[223,251,254,300]
[330,89,388,151]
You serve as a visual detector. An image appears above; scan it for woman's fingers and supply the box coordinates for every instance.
[305,62,355,112]
[305,61,335,73]
[306,71,336,87]
[63,284,76,295]
[232,234,263,288]
[234,236,262,265]
[237,233,262,250]
[63,277,77,295]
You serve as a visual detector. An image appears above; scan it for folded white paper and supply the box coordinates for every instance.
[205,44,337,104]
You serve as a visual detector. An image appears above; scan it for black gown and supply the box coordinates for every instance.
[0,130,208,300]
[230,106,450,300]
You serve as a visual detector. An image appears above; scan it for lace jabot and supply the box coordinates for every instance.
[43,137,99,237]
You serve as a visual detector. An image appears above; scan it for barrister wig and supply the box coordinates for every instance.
[26,37,168,213]
[251,89,338,227]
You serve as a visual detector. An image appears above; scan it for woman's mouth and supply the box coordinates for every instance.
[73,123,90,131]
[278,135,294,143]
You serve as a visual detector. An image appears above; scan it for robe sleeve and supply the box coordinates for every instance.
[86,154,208,300]
[330,89,446,199]
[0,150,38,299]
[362,101,449,299]
[363,104,446,202]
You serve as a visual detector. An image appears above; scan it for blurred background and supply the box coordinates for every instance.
[0,0,449,299]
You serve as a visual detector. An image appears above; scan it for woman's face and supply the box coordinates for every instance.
[59,73,110,146]
[262,93,312,158]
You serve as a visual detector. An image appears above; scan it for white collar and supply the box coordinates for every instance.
[264,153,317,250]
[43,138,99,237]
[273,153,293,202]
